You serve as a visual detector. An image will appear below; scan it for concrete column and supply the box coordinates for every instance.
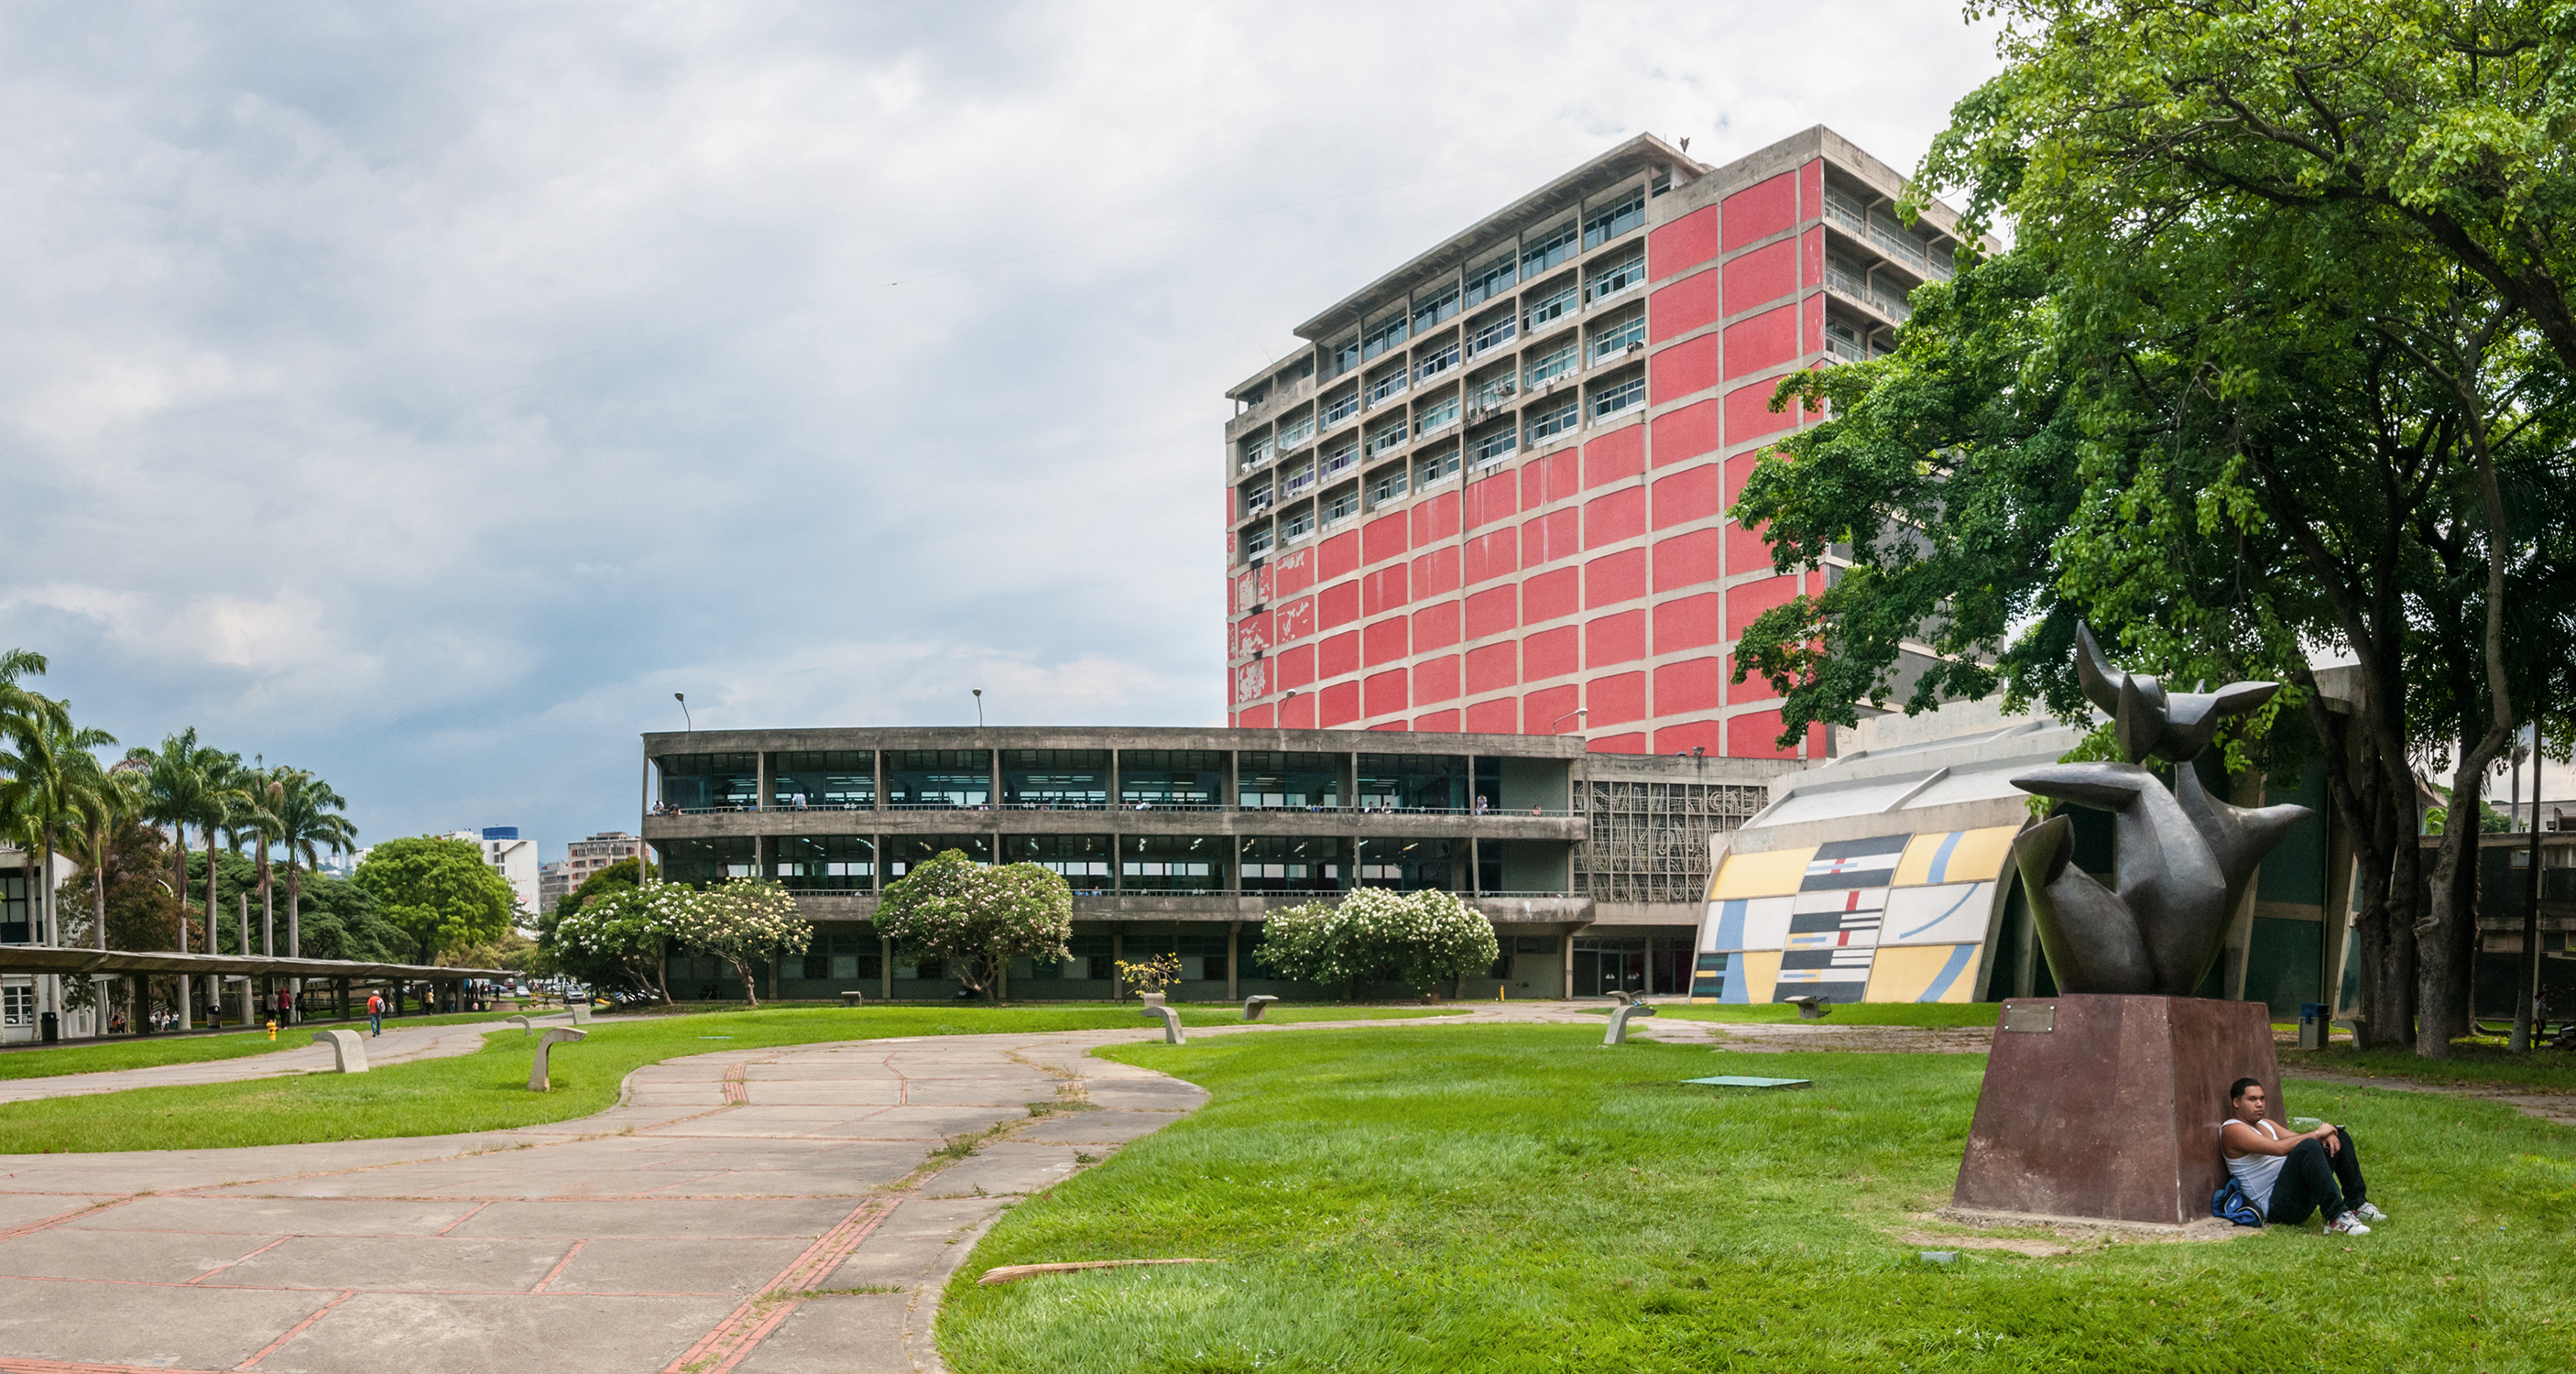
[756,750,770,812]
[1561,930,1575,1000]
[1227,921,1241,1000]
[879,935,892,999]
[1112,928,1126,1000]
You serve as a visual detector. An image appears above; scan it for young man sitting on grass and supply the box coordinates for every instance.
[2222,1076,2386,1235]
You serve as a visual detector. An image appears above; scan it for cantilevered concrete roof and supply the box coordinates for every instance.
[0,948,516,980]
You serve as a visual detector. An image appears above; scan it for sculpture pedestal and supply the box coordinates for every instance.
[1953,995,2286,1226]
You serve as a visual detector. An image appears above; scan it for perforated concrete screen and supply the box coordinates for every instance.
[1692,825,2016,1005]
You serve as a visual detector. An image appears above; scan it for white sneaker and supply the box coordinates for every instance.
[2352,1202,2387,1223]
[2324,1213,2371,1236]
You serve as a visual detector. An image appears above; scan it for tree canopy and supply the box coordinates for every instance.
[872,851,1074,1003]
[1733,0,2576,1055]
[353,835,518,965]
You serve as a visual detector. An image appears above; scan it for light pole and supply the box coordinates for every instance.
[1549,707,1588,733]
[972,689,984,728]
[674,692,692,731]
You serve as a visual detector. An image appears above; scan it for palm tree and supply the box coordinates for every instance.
[270,769,356,961]
[0,698,118,1030]
[124,730,235,1026]
[59,752,143,951]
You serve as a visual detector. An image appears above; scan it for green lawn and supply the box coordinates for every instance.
[1587,1000,2006,1028]
[0,1005,1452,1153]
[2280,1041,2576,1095]
[0,1028,303,1080]
[940,1026,2573,1374]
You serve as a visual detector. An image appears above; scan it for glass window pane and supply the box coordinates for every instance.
[886,750,990,809]
[1236,751,1342,810]
[1355,753,1469,812]
[882,834,992,878]
[1119,750,1228,808]
[662,835,757,885]
[999,749,1109,809]
[1239,836,1351,893]
[657,753,758,812]
[1000,834,1112,892]
[770,834,874,890]
[1120,834,1228,892]
[769,751,873,810]
[1358,836,1465,891]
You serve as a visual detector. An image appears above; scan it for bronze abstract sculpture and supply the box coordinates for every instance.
[2007,627,2309,996]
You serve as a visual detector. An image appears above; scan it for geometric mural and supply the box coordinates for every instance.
[1692,825,2019,1005]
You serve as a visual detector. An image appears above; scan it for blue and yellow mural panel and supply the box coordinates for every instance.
[1694,825,2018,1004]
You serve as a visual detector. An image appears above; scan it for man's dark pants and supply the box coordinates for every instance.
[2266,1127,2369,1225]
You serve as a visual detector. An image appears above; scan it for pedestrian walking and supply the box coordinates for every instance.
[367,990,385,1037]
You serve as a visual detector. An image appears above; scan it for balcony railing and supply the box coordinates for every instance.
[773,886,1587,900]
[655,802,1584,819]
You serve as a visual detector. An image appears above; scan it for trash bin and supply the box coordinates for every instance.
[2298,1001,2330,1051]
[38,1012,58,1044]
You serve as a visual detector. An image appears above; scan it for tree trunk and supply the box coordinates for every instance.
[654,943,674,1005]
[2418,744,2501,1058]
[203,834,220,1023]
[736,958,760,1009]
[89,821,107,952]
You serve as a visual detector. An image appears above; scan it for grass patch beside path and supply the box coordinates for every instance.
[0,1005,1450,1154]
[941,1026,2573,1374]
[0,1029,302,1080]
[2282,1041,2576,1095]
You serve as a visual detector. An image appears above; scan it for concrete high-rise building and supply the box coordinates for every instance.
[454,828,539,915]
[1223,126,1972,758]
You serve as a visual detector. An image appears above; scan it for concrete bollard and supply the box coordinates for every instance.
[311,1029,369,1074]
[1602,1003,1657,1045]
[568,1001,592,1026]
[1140,1005,1185,1045]
[505,1015,533,1035]
[1609,990,1640,1007]
[838,991,866,1008]
[529,1027,587,1091]
[1242,995,1279,1021]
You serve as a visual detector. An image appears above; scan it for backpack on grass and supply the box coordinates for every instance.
[2212,1177,2264,1227]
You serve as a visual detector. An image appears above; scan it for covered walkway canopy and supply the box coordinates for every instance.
[0,948,515,981]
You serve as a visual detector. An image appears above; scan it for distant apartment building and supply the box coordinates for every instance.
[1222,125,1973,758]
[454,828,540,914]
[538,862,571,915]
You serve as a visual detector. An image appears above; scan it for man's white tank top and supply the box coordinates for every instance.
[2226,1118,2287,1211]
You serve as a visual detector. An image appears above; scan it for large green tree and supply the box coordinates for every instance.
[353,836,517,965]
[1734,0,2576,1055]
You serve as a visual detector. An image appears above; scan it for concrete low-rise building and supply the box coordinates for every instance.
[642,725,1791,1001]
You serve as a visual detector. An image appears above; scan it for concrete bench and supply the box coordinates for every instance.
[529,1027,587,1091]
[311,1029,369,1074]
[1784,995,1832,1020]
[1609,990,1642,1007]
[505,1015,534,1035]
[1140,1005,1185,1045]
[568,1001,592,1025]
[1242,995,1279,1021]
[1603,1003,1657,1045]
[839,991,867,1008]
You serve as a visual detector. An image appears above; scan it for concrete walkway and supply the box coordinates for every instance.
[0,1022,1207,1374]
[0,1019,541,1106]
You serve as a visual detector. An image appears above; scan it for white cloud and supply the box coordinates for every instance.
[0,0,2003,853]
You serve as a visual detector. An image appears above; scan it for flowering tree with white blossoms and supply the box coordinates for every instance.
[872,850,1072,1003]
[540,882,703,1004]
[1256,888,1498,999]
[660,878,813,1008]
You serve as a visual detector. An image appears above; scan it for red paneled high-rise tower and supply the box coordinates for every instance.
[1221,127,1970,758]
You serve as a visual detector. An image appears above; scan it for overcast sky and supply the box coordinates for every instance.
[0,1,2005,859]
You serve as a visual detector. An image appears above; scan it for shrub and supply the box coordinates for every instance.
[1256,889,1499,998]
